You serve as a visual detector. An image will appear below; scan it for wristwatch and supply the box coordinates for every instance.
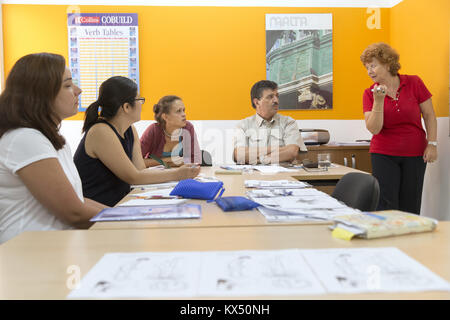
[428,141,437,147]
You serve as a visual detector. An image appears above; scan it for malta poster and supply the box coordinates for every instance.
[266,14,333,110]
[68,13,139,111]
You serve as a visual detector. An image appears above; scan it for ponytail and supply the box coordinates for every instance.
[153,103,163,126]
[82,100,101,133]
[82,76,137,133]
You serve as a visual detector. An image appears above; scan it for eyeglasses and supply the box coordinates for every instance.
[135,97,146,104]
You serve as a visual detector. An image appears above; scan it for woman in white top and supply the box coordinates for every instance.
[0,53,106,244]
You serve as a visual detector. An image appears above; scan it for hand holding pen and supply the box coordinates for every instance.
[178,163,201,179]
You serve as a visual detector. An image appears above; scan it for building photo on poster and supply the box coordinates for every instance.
[266,14,333,110]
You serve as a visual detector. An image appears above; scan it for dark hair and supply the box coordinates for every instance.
[153,95,182,128]
[0,53,67,150]
[83,76,138,132]
[360,42,401,76]
[250,80,278,108]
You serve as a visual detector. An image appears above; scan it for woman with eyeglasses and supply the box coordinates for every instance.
[73,77,200,207]
[140,95,202,168]
[0,53,106,243]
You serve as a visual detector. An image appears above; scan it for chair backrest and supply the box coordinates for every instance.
[331,172,380,211]
[201,149,212,166]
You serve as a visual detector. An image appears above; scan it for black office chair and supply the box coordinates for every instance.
[201,150,212,166]
[331,172,380,211]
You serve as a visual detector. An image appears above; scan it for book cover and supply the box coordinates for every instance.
[90,204,201,222]
[331,210,438,240]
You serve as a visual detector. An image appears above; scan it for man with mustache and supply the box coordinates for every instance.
[233,80,306,165]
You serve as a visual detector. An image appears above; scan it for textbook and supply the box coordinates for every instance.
[330,210,438,240]
[90,204,201,222]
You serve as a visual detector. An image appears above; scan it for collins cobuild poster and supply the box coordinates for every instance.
[68,13,139,111]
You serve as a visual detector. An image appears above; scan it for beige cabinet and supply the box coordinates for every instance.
[298,144,372,173]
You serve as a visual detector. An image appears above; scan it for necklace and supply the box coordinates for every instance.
[390,90,400,112]
[163,128,181,139]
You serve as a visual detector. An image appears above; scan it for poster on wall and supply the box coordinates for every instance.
[68,13,139,111]
[266,14,333,110]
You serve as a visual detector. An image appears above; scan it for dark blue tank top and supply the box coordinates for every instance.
[74,120,134,207]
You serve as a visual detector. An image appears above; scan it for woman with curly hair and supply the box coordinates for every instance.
[360,42,437,214]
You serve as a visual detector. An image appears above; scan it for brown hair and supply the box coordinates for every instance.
[153,95,181,128]
[0,53,66,149]
[360,42,401,76]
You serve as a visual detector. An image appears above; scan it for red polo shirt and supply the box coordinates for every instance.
[363,74,432,157]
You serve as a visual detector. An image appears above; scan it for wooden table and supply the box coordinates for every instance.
[91,165,367,231]
[1,222,449,299]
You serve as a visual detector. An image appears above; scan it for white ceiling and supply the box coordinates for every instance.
[0,0,404,8]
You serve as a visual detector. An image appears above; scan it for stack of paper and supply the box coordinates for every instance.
[245,182,359,221]
[245,180,310,189]
[252,165,299,173]
[90,204,201,222]
[131,181,179,190]
[118,188,188,206]
[221,165,298,173]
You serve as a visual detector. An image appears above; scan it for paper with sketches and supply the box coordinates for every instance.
[257,207,325,222]
[220,165,298,173]
[118,198,188,206]
[197,249,325,296]
[252,165,299,174]
[254,195,346,210]
[245,180,309,189]
[132,188,174,197]
[119,188,188,206]
[90,204,201,222]
[131,181,178,190]
[246,182,359,221]
[258,206,360,221]
[247,188,324,198]
[68,251,202,298]
[301,247,450,293]
[68,247,450,298]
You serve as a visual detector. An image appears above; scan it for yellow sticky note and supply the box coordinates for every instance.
[332,227,356,241]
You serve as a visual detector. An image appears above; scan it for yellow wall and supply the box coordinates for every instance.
[3,5,392,120]
[391,0,449,117]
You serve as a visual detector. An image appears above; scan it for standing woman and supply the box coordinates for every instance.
[360,42,438,214]
[73,77,199,207]
[140,95,202,168]
[0,53,106,243]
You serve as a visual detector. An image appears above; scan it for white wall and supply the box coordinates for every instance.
[60,117,450,221]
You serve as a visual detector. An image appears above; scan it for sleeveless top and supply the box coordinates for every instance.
[73,120,134,206]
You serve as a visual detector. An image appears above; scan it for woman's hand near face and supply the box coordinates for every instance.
[372,84,387,102]
[177,164,201,180]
